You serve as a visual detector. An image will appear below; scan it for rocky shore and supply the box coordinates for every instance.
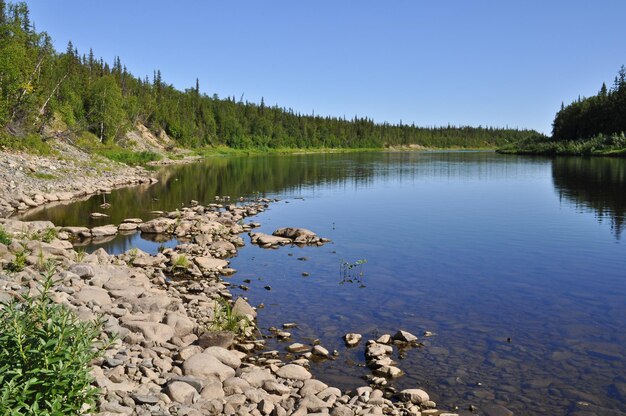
[0,151,461,416]
[0,148,155,217]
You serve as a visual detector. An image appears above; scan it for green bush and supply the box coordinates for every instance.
[7,250,27,272]
[0,226,11,245]
[0,265,107,415]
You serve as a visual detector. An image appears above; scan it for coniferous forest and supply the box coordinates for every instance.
[500,66,626,156]
[0,2,541,153]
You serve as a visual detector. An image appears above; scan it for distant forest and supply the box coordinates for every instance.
[552,66,626,141]
[498,66,626,156]
[0,2,541,150]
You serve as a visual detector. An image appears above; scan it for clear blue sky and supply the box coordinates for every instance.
[25,0,626,134]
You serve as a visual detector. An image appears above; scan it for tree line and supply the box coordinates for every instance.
[552,66,626,141]
[0,1,540,151]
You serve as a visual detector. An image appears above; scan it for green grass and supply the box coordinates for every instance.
[0,264,108,415]
[172,254,190,268]
[209,299,256,337]
[97,149,163,166]
[28,172,57,180]
[7,250,27,273]
[0,133,54,155]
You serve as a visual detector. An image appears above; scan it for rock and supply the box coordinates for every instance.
[275,364,312,380]
[344,333,362,347]
[118,222,138,231]
[122,321,175,344]
[249,232,292,246]
[331,405,354,416]
[183,353,236,381]
[139,218,176,234]
[91,224,118,237]
[272,227,327,244]
[312,345,330,357]
[240,368,276,388]
[375,365,404,378]
[164,312,195,338]
[203,346,242,369]
[399,389,429,404]
[74,286,112,305]
[376,334,391,344]
[90,212,109,218]
[61,226,90,236]
[300,379,328,396]
[232,297,256,319]
[394,330,418,342]
[287,343,311,353]
[122,218,143,224]
[69,263,95,278]
[167,381,198,404]
[194,256,228,271]
[200,377,225,400]
[198,331,235,349]
[262,380,291,395]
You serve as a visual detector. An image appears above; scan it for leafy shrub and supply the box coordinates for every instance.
[0,266,107,414]
[173,254,189,268]
[210,299,256,337]
[0,226,11,245]
[7,250,27,272]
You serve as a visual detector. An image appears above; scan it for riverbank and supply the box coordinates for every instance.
[0,143,156,217]
[0,149,462,415]
[497,134,626,157]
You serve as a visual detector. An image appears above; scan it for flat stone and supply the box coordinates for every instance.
[399,388,429,404]
[74,286,111,305]
[195,256,228,271]
[167,381,198,404]
[287,343,311,353]
[91,224,117,237]
[275,364,312,381]
[183,353,236,382]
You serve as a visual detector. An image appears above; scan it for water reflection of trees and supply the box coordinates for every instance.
[552,157,626,238]
[21,151,535,228]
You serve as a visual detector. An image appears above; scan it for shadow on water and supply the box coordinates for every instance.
[552,157,626,239]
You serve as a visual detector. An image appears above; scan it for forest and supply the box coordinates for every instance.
[1,1,541,153]
[500,66,626,156]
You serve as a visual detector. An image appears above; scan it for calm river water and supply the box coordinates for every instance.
[22,152,626,415]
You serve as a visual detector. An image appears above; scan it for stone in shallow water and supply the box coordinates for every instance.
[393,330,418,342]
[344,333,362,347]
[399,388,429,404]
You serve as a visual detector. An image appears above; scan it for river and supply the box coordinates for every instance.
[22,151,626,415]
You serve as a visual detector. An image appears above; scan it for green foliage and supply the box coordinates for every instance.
[98,149,162,166]
[209,298,256,337]
[552,66,626,141]
[7,249,26,272]
[86,75,126,142]
[172,254,189,268]
[499,133,626,157]
[0,225,11,245]
[74,248,86,263]
[0,265,107,415]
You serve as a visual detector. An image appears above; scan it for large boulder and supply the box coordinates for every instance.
[183,353,236,381]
